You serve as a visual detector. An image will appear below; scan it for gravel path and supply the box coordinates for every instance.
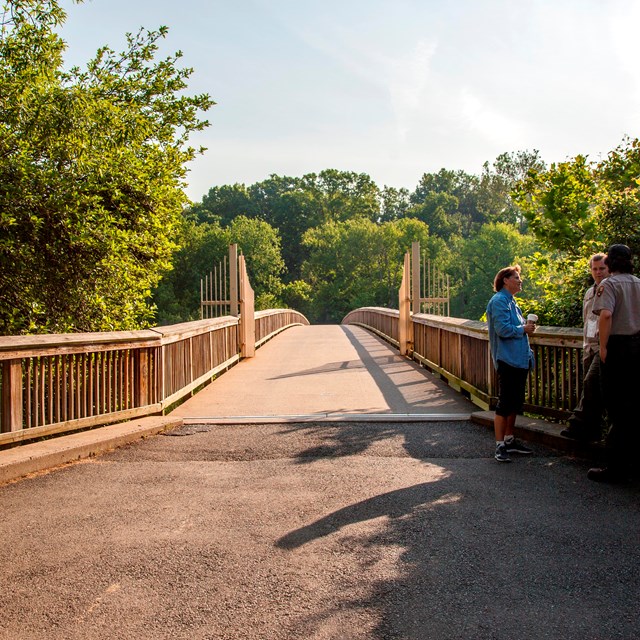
[1,420,638,640]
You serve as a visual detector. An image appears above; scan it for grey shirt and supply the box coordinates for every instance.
[592,273,640,335]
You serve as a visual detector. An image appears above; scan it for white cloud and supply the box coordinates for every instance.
[458,88,528,147]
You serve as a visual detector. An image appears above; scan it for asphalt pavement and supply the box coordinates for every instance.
[1,418,638,640]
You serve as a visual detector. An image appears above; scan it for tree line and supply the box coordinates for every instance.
[156,139,639,328]
[156,158,543,324]
[2,1,638,335]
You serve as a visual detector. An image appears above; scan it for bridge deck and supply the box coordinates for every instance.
[170,324,475,423]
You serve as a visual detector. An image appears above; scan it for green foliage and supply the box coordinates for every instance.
[408,169,479,238]
[152,219,228,325]
[515,155,600,254]
[596,137,640,258]
[160,136,638,329]
[0,0,212,334]
[186,183,259,226]
[478,150,546,230]
[379,186,411,222]
[512,137,640,326]
[280,279,313,318]
[517,252,588,328]
[454,223,540,320]
[228,216,285,309]
[153,215,285,323]
[301,218,432,323]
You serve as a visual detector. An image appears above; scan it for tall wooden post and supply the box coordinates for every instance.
[399,251,412,356]
[229,243,239,317]
[411,241,421,315]
[239,255,255,358]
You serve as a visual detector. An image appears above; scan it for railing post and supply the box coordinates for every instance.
[2,359,23,433]
[229,243,239,317]
[399,251,412,355]
[239,255,255,358]
[412,241,421,315]
[134,350,150,408]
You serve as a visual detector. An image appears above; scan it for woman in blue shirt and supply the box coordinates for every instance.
[486,265,536,462]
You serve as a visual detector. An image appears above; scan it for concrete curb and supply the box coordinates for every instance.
[470,410,596,456]
[0,416,183,485]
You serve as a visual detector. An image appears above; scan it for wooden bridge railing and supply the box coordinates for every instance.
[343,307,583,420]
[0,309,309,446]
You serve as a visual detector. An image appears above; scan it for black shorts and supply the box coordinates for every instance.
[495,360,529,417]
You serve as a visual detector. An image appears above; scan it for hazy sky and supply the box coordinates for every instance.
[58,0,640,202]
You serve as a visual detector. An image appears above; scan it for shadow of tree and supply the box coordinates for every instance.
[273,420,640,639]
[278,419,496,464]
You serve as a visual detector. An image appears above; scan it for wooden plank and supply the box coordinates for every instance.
[1,360,23,433]
[0,330,161,360]
[0,404,162,446]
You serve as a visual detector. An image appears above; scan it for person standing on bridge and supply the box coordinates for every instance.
[561,252,609,442]
[486,265,536,463]
[587,244,640,483]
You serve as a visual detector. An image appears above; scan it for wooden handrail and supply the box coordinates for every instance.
[343,307,583,419]
[0,309,308,446]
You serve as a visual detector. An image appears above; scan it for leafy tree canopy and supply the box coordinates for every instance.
[513,137,640,325]
[301,217,433,323]
[0,0,212,334]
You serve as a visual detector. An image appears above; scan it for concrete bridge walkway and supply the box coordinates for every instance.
[171,324,475,423]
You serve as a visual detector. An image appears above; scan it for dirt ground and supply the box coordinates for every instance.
[1,421,639,640]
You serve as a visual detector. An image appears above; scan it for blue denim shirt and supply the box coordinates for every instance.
[486,289,534,370]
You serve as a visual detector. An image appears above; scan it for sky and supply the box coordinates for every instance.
[57,0,640,202]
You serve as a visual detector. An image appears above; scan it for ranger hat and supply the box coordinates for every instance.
[607,244,632,260]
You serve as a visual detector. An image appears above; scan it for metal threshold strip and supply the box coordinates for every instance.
[181,413,472,424]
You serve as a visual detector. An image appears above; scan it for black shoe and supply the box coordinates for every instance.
[505,438,532,454]
[560,427,589,441]
[587,467,629,484]
[494,443,511,463]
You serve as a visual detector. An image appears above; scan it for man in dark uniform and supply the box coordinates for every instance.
[588,244,640,483]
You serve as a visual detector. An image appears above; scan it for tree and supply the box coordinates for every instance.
[509,138,640,327]
[478,150,546,231]
[304,169,381,223]
[249,175,324,279]
[228,216,285,309]
[0,0,213,333]
[186,183,259,226]
[407,191,461,240]
[379,185,411,223]
[301,218,432,323]
[596,137,640,258]
[153,216,286,322]
[152,219,229,325]
[408,168,481,238]
[514,154,599,254]
[456,223,539,321]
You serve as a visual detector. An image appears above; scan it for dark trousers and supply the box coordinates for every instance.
[495,360,529,417]
[601,335,640,475]
[568,352,604,438]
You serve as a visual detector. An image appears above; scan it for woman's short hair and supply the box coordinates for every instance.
[493,265,521,292]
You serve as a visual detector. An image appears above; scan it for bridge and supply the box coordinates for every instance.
[1,254,639,638]
[0,305,583,457]
[0,243,585,450]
